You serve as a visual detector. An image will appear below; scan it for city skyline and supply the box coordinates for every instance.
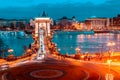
[0,1,120,80]
[0,0,120,20]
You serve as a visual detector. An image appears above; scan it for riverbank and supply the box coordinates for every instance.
[49,30,120,62]
[53,29,120,34]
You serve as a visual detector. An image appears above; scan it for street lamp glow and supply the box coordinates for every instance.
[107,60,112,64]
[75,47,80,51]
[81,55,84,59]
[8,49,14,53]
[58,48,61,51]
[75,47,81,54]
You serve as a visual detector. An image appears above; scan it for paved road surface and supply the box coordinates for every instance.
[0,54,120,80]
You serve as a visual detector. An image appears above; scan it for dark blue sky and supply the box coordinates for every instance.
[0,0,107,7]
[0,0,120,20]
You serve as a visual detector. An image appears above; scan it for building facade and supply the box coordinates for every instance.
[0,18,27,30]
[85,18,109,30]
[0,19,8,27]
[55,16,85,30]
[109,14,120,30]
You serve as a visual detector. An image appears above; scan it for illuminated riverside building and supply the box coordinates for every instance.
[0,18,27,29]
[109,14,120,30]
[0,19,7,27]
[55,16,75,30]
[85,18,109,30]
[9,19,27,29]
[74,22,86,30]
[55,16,85,30]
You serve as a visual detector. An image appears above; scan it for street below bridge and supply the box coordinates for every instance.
[0,54,120,80]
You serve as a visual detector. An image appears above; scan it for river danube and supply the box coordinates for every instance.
[52,31,120,54]
[0,31,33,57]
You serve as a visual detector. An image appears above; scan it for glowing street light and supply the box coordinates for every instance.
[75,47,80,51]
[27,49,32,53]
[75,47,81,59]
[8,49,14,53]
[57,48,61,55]
[58,48,61,52]
[75,47,80,54]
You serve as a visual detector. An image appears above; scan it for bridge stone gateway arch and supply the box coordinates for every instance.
[34,12,52,60]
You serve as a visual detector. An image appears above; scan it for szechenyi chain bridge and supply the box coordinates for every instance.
[0,14,120,80]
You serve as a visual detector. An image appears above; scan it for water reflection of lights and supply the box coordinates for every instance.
[77,35,84,42]
[70,35,72,38]
[8,49,14,53]
[107,41,115,46]
[80,35,84,38]
[85,35,90,39]
[70,46,73,48]
[117,35,120,39]
[53,32,120,54]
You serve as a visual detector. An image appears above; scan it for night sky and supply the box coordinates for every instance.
[0,0,119,20]
[0,0,107,7]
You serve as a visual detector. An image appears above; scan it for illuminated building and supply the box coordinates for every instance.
[0,18,8,27]
[109,14,120,30]
[85,18,109,30]
[0,18,27,30]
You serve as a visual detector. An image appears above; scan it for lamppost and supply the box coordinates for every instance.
[107,41,115,72]
[75,47,80,54]
[107,41,115,59]
[56,48,60,60]
[106,59,114,80]
[7,49,15,61]
[75,47,81,59]
[105,41,115,80]
[107,60,112,73]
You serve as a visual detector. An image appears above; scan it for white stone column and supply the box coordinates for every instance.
[47,23,50,36]
[35,23,39,36]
